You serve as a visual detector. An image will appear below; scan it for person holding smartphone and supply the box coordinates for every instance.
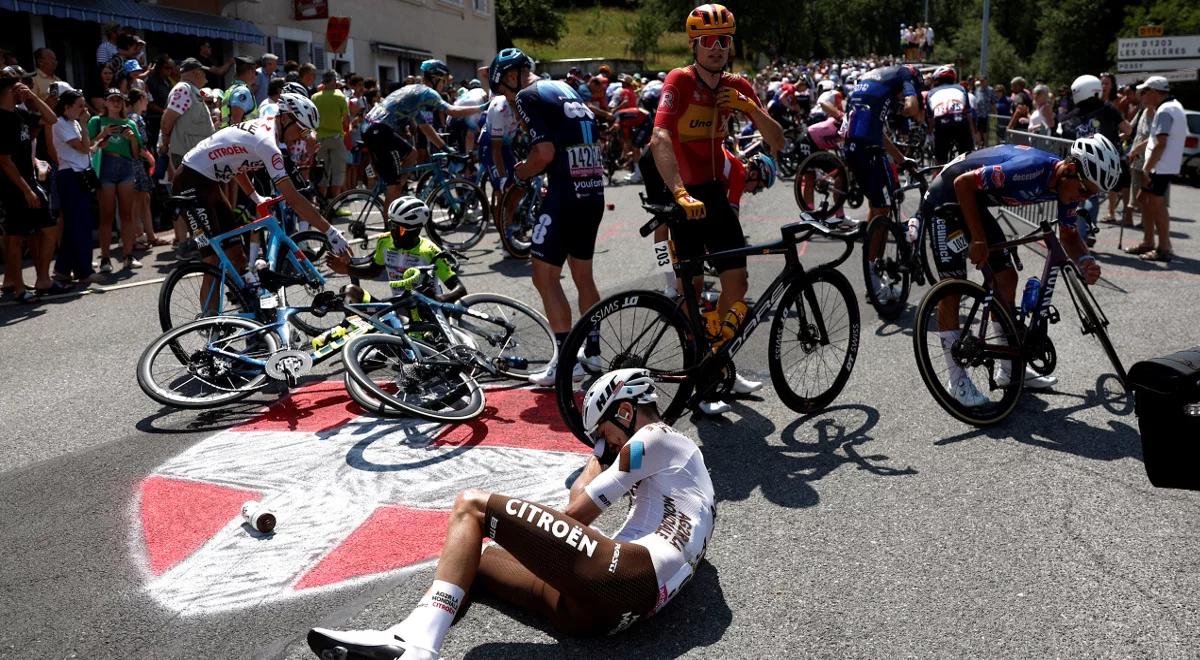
[87,88,143,271]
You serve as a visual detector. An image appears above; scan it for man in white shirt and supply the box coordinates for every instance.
[1127,76,1186,263]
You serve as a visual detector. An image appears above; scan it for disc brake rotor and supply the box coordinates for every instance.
[265,350,314,381]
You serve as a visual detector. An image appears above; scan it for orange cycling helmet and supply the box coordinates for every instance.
[686,4,735,39]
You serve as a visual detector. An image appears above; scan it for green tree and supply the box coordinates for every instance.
[498,0,567,45]
[1120,0,1200,36]
[934,14,1027,88]
[1028,0,1123,86]
[627,5,666,60]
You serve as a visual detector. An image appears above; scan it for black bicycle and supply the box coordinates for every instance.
[861,162,940,321]
[912,206,1126,426]
[553,199,862,444]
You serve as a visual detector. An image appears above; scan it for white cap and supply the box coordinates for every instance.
[1137,75,1169,92]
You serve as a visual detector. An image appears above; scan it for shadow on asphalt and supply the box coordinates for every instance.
[934,374,1141,463]
[694,402,917,509]
[462,561,731,659]
[135,399,270,434]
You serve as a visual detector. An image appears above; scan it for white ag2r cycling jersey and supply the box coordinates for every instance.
[181,117,290,184]
[584,423,716,613]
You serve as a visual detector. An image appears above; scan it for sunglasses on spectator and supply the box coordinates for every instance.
[693,35,733,50]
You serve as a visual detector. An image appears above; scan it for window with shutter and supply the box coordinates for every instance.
[312,44,326,69]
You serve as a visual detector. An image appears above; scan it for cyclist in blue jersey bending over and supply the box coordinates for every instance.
[488,48,606,386]
[307,368,715,660]
[361,60,483,220]
[844,63,925,229]
[918,134,1121,406]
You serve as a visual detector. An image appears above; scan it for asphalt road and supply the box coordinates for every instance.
[1,174,1198,659]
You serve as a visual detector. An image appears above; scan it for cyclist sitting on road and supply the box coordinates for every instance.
[171,93,351,285]
[306,368,716,660]
[489,51,608,387]
[843,63,926,228]
[925,65,978,165]
[326,195,466,304]
[919,135,1120,406]
[361,60,482,221]
[648,3,784,414]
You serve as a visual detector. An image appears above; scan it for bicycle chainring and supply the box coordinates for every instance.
[1027,335,1057,376]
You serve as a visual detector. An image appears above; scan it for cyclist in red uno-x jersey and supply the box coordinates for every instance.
[649,3,783,413]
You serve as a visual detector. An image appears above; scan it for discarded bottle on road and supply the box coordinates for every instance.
[241,501,276,534]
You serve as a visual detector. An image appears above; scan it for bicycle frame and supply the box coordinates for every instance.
[201,212,326,301]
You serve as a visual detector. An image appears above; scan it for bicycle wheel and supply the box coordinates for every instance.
[159,261,254,333]
[496,185,534,260]
[138,316,279,409]
[555,291,698,445]
[326,189,386,240]
[861,216,911,322]
[913,279,1025,426]
[1062,267,1127,386]
[768,268,861,413]
[275,230,351,337]
[793,151,849,220]
[424,178,489,250]
[341,342,405,416]
[455,293,557,379]
[343,333,485,422]
[915,216,939,287]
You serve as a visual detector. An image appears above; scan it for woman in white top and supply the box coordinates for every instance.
[1027,84,1055,135]
[51,89,101,283]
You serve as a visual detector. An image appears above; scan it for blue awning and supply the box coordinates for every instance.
[0,0,265,45]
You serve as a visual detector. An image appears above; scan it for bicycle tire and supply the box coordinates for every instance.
[915,216,939,287]
[861,216,910,322]
[555,290,697,445]
[768,267,861,413]
[138,316,279,409]
[912,279,1025,426]
[159,261,254,333]
[275,230,350,338]
[326,189,386,238]
[793,151,849,220]
[341,343,405,416]
[1062,267,1127,386]
[343,333,485,422]
[456,293,557,379]
[496,185,533,260]
[424,178,490,251]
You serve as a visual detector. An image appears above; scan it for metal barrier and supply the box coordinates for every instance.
[997,129,1075,230]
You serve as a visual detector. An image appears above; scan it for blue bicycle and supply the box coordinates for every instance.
[158,193,353,338]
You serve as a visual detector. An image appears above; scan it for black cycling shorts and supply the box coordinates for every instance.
[530,190,604,268]
[670,181,747,273]
[170,166,237,255]
[845,142,897,209]
[932,119,973,165]
[923,177,1012,280]
[481,494,659,636]
[362,122,413,186]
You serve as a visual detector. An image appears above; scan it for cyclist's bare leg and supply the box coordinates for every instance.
[532,259,572,333]
[567,256,600,322]
[716,267,748,318]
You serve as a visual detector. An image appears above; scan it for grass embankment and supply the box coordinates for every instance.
[514,6,692,72]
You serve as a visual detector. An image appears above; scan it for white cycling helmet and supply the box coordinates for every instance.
[581,368,658,440]
[387,195,430,229]
[1071,75,1103,105]
[817,79,836,92]
[278,92,320,132]
[1071,133,1121,193]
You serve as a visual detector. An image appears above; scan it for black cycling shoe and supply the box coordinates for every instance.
[306,628,433,660]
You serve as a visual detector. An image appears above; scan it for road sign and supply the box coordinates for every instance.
[131,382,590,614]
[1138,25,1164,38]
[1117,58,1200,73]
[1117,36,1200,61]
[1116,69,1198,87]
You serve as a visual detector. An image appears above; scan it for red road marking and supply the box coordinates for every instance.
[140,475,262,576]
[236,381,366,433]
[294,505,452,590]
[434,388,588,454]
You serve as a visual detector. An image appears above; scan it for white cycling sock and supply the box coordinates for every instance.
[939,330,966,382]
[662,272,677,296]
[387,579,464,654]
[990,321,1011,382]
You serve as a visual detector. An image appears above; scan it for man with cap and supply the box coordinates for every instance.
[0,70,60,302]
[311,69,351,198]
[221,56,259,128]
[1125,76,1186,263]
[159,58,215,244]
